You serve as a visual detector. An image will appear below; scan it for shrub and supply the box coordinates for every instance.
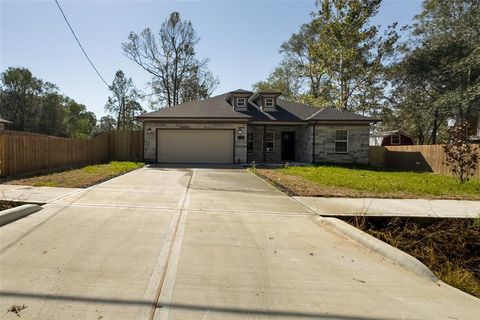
[443,121,479,183]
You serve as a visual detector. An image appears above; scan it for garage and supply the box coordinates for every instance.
[156,129,234,163]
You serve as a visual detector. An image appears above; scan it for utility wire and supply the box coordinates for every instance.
[54,0,111,90]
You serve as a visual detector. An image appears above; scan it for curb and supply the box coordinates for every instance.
[313,216,438,282]
[250,169,441,283]
[0,204,43,227]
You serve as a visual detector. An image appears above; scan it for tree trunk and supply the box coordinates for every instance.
[431,108,439,145]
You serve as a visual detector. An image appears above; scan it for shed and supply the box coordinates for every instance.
[370,130,414,146]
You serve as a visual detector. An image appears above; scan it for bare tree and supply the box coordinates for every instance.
[122,12,218,108]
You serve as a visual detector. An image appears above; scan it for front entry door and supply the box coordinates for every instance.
[281,132,295,161]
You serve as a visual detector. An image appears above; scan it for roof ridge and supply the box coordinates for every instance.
[305,108,324,121]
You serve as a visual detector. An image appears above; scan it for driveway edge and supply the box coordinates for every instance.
[0,204,43,226]
[250,169,440,282]
[313,216,438,282]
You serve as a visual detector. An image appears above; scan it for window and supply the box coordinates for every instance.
[247,131,254,152]
[391,134,401,145]
[335,130,348,153]
[264,98,274,109]
[236,97,246,109]
[265,131,275,152]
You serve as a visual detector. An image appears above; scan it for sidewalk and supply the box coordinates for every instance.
[295,196,480,218]
[0,184,83,203]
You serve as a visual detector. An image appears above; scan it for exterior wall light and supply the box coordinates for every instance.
[238,127,243,135]
[147,127,152,133]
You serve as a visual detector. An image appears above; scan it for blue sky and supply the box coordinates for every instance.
[1,0,422,118]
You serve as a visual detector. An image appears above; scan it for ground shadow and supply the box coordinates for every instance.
[384,150,433,172]
[0,290,405,320]
[147,163,245,170]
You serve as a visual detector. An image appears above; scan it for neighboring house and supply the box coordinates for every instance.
[370,130,414,146]
[138,89,377,164]
[0,115,12,130]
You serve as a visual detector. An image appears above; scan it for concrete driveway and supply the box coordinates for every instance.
[1,166,479,320]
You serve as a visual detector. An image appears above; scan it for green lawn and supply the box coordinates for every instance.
[256,165,480,199]
[7,161,144,188]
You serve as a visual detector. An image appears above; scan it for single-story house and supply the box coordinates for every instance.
[370,130,414,146]
[138,89,377,164]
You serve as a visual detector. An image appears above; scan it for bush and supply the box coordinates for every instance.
[443,121,479,183]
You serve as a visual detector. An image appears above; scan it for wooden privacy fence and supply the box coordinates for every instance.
[105,130,143,162]
[370,145,480,179]
[0,130,143,177]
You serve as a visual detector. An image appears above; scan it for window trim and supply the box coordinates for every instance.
[236,97,246,109]
[265,131,275,153]
[335,129,348,154]
[247,131,254,153]
[264,98,275,109]
[391,134,401,145]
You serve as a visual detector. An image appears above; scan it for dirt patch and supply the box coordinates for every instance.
[6,161,144,188]
[344,217,480,298]
[0,200,24,211]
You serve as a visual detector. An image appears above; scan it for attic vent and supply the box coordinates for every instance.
[236,97,246,109]
[265,98,274,108]
[264,97,275,111]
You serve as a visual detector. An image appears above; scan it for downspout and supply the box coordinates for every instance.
[312,123,316,164]
[263,125,266,163]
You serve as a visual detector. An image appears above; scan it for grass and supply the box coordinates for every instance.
[255,165,480,200]
[6,161,144,188]
[345,217,480,298]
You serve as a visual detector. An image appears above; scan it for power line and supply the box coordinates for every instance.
[54,0,111,90]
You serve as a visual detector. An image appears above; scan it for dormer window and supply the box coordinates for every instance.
[264,98,275,109]
[236,97,246,109]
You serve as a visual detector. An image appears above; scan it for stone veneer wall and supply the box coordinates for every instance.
[143,122,247,163]
[142,122,369,164]
[246,124,312,163]
[313,124,370,164]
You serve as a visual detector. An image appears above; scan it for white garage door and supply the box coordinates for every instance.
[157,129,234,163]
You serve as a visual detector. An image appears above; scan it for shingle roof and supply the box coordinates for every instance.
[0,115,12,123]
[307,108,377,121]
[370,130,412,138]
[138,94,251,119]
[238,99,319,122]
[138,90,378,123]
[229,89,253,94]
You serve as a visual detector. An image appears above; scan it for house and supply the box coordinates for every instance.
[0,115,12,130]
[369,130,414,146]
[468,114,480,144]
[138,89,377,164]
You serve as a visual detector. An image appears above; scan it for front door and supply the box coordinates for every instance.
[281,132,295,161]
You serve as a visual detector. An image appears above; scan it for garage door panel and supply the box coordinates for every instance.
[157,129,234,163]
